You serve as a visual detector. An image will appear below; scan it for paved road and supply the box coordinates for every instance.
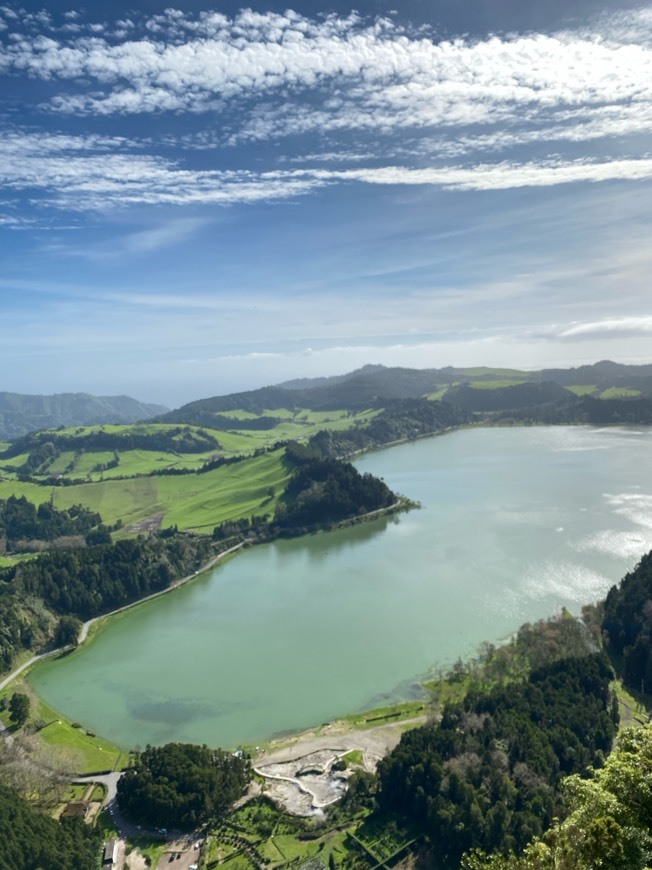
[76,542,244,644]
[74,772,147,840]
[0,651,58,693]
[0,543,245,692]
[74,771,189,845]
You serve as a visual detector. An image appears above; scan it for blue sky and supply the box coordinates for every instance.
[1,0,652,406]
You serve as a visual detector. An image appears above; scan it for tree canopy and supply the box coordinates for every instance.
[463,724,652,870]
[117,743,251,831]
[377,654,616,865]
[0,782,100,870]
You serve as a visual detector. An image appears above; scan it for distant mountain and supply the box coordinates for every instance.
[159,366,449,427]
[442,381,573,412]
[537,360,652,392]
[154,359,652,430]
[0,392,169,441]
[278,364,387,391]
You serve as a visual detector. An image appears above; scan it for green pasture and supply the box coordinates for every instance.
[80,449,217,481]
[0,453,29,469]
[72,451,117,476]
[0,553,38,568]
[567,385,597,396]
[0,410,381,486]
[42,448,291,532]
[37,718,125,774]
[159,449,290,532]
[600,387,642,398]
[0,478,53,506]
[427,387,450,400]
[468,378,528,389]
[218,407,297,420]
[45,451,78,475]
[457,366,528,378]
[42,422,188,438]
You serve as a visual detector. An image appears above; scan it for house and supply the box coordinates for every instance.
[103,839,117,867]
[60,800,91,821]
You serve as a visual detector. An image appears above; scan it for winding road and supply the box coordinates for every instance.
[0,542,245,692]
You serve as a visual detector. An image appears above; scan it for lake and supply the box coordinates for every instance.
[29,426,652,749]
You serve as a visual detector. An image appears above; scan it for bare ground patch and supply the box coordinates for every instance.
[125,513,164,535]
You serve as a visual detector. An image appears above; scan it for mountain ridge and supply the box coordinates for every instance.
[0,392,169,441]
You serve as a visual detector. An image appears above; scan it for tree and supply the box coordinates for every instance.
[117,742,251,831]
[54,615,82,648]
[463,725,652,870]
[9,692,30,727]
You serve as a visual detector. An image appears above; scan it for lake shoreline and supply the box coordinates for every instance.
[14,424,652,758]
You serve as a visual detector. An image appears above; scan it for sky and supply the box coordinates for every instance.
[1,0,652,407]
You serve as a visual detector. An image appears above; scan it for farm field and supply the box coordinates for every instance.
[0,410,380,484]
[0,447,291,533]
[47,448,290,532]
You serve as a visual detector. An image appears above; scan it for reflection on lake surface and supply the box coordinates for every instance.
[29,426,652,749]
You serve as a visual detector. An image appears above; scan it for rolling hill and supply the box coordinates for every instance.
[0,392,169,440]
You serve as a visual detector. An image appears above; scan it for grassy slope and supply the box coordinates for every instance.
[0,411,380,483]
[0,448,290,533]
[44,448,290,532]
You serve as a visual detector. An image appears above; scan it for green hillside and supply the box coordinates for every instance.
[0,448,290,534]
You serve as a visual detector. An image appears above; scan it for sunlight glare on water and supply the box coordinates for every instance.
[29,426,652,749]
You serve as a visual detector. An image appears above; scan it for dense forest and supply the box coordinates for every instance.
[0,782,100,870]
[494,395,652,426]
[310,398,470,457]
[603,551,652,693]
[0,496,101,553]
[117,743,251,830]
[0,534,211,670]
[2,535,211,620]
[376,654,616,866]
[274,442,396,530]
[464,725,652,870]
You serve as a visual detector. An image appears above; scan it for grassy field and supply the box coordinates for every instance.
[0,553,38,568]
[427,387,450,400]
[0,410,380,486]
[468,378,528,389]
[457,366,529,378]
[0,448,291,533]
[600,387,642,399]
[0,677,128,774]
[47,447,291,532]
[338,699,428,729]
[0,477,53,505]
[567,384,598,396]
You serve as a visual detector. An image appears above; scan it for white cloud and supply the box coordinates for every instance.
[558,316,652,340]
[2,127,652,213]
[322,157,652,191]
[0,6,650,156]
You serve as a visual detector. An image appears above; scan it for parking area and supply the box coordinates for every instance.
[156,838,202,870]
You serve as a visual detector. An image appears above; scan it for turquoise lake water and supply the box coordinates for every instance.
[29,426,652,749]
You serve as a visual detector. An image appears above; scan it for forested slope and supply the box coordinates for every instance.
[377,654,616,866]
